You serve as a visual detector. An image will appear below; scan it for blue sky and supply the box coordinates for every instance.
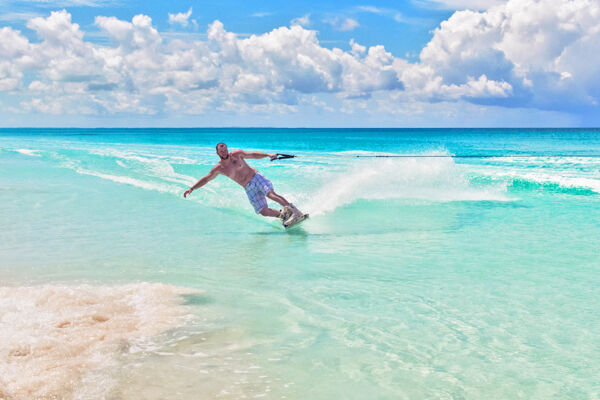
[0,0,598,127]
[1,0,451,55]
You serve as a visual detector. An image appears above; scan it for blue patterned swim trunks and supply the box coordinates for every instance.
[244,173,274,213]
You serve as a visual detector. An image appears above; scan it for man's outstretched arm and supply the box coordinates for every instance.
[237,150,277,160]
[184,166,220,198]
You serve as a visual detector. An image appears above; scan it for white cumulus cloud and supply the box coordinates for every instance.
[419,0,600,109]
[325,17,360,31]
[0,0,598,121]
[290,14,310,27]
[419,0,507,10]
[168,8,193,27]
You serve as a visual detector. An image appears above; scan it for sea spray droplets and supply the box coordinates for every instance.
[302,155,511,216]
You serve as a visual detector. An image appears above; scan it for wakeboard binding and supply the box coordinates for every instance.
[281,204,308,229]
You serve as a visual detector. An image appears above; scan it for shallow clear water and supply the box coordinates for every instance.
[1,128,599,399]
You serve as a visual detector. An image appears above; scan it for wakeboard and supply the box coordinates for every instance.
[283,213,309,229]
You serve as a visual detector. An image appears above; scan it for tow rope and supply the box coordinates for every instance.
[271,153,600,160]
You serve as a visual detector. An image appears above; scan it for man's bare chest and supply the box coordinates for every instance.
[222,157,247,174]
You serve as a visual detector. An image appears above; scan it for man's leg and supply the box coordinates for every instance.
[267,190,303,223]
[267,190,290,207]
[259,206,281,218]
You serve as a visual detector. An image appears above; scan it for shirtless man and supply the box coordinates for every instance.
[183,143,302,225]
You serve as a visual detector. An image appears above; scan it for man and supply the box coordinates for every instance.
[183,143,302,225]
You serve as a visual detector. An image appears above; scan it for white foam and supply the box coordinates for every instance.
[90,148,204,167]
[15,149,40,157]
[334,150,400,156]
[75,168,183,194]
[481,170,600,193]
[488,156,600,166]
[81,148,198,186]
[54,148,205,196]
[302,156,511,216]
[57,153,248,210]
[0,282,198,400]
[109,153,196,186]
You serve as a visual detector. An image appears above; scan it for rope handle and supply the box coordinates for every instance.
[271,153,296,161]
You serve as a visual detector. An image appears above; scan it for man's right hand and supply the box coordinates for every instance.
[183,188,193,198]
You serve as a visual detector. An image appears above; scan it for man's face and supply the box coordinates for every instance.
[217,143,228,159]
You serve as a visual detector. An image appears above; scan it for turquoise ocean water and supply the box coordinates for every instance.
[1,128,599,399]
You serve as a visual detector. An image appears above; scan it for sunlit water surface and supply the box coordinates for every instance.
[1,129,599,399]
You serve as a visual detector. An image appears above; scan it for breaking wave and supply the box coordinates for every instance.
[470,156,600,195]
